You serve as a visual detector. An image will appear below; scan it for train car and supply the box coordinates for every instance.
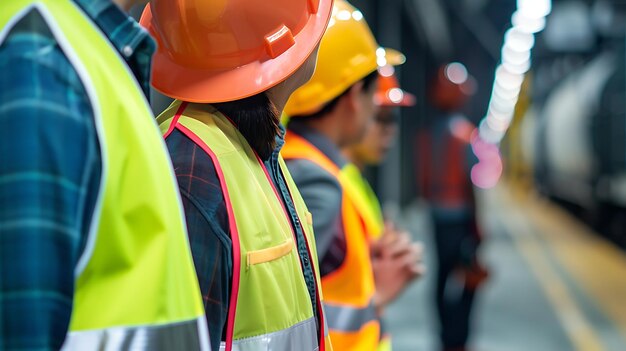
[510,0,626,247]
[518,48,626,247]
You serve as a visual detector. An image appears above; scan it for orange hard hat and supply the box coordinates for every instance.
[140,0,334,103]
[374,65,416,107]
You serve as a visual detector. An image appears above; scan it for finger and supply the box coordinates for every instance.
[412,242,424,255]
[408,243,424,260]
[386,234,412,257]
[398,247,423,268]
[397,241,424,260]
[408,263,427,277]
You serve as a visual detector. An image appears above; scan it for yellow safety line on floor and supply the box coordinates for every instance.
[497,190,604,351]
[520,194,626,344]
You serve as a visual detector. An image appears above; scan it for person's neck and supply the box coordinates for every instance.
[265,89,288,118]
[351,158,366,171]
[343,148,366,170]
[300,111,345,149]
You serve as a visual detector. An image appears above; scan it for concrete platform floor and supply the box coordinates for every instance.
[384,186,626,351]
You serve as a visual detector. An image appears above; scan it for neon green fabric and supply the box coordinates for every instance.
[377,336,392,351]
[160,102,322,343]
[2,0,206,335]
[341,163,384,239]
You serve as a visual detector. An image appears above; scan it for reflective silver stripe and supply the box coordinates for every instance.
[62,317,210,351]
[322,304,330,337]
[324,300,377,332]
[220,317,318,351]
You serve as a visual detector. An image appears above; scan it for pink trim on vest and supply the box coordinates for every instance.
[163,101,189,139]
[163,106,241,351]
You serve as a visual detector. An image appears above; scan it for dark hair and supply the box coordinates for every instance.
[213,93,280,160]
[290,70,379,120]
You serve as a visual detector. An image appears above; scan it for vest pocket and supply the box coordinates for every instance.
[247,238,294,267]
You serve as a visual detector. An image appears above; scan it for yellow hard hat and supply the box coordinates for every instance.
[285,0,379,116]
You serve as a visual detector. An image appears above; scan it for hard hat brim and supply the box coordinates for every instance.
[382,48,406,66]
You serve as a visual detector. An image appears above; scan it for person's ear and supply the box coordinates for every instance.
[345,81,364,114]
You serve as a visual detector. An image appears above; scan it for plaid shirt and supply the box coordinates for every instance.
[165,124,320,351]
[0,1,155,349]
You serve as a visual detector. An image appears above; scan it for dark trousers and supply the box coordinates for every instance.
[433,216,477,351]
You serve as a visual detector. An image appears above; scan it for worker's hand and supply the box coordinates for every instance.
[377,222,426,276]
[371,222,426,310]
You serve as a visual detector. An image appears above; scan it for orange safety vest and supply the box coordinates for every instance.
[340,164,393,351]
[283,130,380,351]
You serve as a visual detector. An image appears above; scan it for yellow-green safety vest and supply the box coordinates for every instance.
[1,1,209,349]
[157,101,333,351]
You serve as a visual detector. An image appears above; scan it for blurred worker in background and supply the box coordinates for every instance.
[343,65,425,351]
[140,0,333,350]
[283,2,422,350]
[346,64,416,172]
[417,63,488,351]
[0,0,209,349]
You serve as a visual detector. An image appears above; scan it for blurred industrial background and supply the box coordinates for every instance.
[129,1,626,349]
[344,0,626,350]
